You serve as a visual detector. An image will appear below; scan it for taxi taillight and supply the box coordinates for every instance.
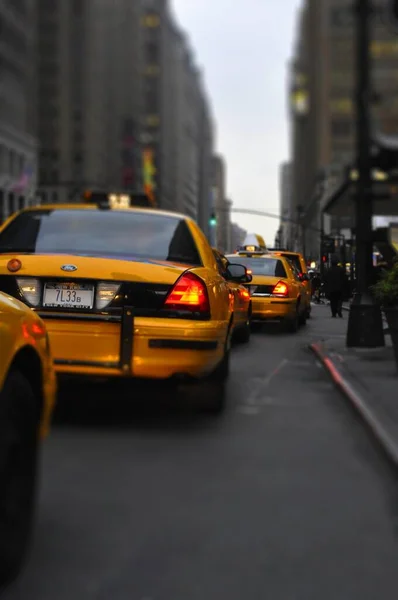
[272,281,289,297]
[164,272,210,313]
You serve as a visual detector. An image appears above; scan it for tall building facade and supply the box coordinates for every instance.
[211,154,231,253]
[0,0,38,223]
[279,161,293,248]
[289,0,398,260]
[36,0,110,204]
[35,0,214,224]
[230,222,247,252]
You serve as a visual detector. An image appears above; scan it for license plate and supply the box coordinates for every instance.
[43,283,94,309]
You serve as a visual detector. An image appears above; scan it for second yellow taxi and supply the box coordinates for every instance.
[0,192,251,413]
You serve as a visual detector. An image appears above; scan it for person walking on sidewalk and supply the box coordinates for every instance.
[324,256,347,318]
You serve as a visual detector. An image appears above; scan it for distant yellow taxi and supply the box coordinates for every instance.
[0,292,56,588]
[268,248,312,319]
[0,192,251,413]
[225,247,307,332]
[212,248,251,343]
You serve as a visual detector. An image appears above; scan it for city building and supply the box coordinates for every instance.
[141,0,214,222]
[289,0,398,260]
[0,0,38,223]
[279,162,293,248]
[35,0,110,204]
[35,0,214,223]
[230,222,247,252]
[211,154,231,253]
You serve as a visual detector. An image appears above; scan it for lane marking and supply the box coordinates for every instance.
[245,358,289,406]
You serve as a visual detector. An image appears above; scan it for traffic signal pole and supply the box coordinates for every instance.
[346,0,384,348]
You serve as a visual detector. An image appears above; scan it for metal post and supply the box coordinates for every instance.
[346,0,384,347]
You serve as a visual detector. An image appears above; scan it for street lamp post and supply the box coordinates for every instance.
[346,0,384,347]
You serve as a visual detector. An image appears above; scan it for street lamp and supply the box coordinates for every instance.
[346,0,384,348]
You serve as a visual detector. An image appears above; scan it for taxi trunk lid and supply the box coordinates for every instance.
[0,253,191,284]
[247,275,286,297]
[0,253,194,313]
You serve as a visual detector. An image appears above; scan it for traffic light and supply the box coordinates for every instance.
[322,255,327,263]
[209,212,217,227]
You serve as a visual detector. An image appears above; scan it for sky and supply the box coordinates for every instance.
[171,0,302,246]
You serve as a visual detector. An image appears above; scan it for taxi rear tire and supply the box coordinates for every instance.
[234,319,251,344]
[200,349,229,414]
[0,370,38,589]
[286,307,299,333]
[180,349,229,415]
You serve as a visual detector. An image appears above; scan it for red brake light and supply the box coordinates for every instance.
[272,281,289,297]
[164,272,210,313]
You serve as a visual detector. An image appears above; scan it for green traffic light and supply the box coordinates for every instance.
[209,213,217,226]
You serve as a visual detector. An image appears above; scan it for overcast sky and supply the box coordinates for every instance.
[171,0,302,245]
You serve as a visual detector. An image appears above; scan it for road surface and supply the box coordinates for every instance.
[4,305,398,599]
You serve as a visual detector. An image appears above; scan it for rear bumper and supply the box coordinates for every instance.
[41,310,227,379]
[251,297,297,321]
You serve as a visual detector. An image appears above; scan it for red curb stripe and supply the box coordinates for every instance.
[310,342,398,468]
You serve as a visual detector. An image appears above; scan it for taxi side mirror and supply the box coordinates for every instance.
[226,264,252,283]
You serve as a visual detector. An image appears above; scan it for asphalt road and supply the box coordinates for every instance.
[4,305,398,599]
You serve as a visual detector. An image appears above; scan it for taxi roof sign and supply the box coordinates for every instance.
[81,190,153,209]
[238,232,268,253]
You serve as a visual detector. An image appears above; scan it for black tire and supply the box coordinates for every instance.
[299,311,307,326]
[180,350,230,415]
[0,370,39,590]
[286,308,299,333]
[234,317,251,344]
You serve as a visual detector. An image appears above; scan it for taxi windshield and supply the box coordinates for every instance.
[0,209,202,265]
[231,256,287,278]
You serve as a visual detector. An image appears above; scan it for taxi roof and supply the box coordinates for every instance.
[12,203,192,223]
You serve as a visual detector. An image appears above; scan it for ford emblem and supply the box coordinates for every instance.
[61,264,78,272]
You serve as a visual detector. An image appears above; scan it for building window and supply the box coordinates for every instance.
[146,115,160,127]
[145,89,158,112]
[142,14,160,28]
[144,65,160,76]
[145,42,159,63]
[331,120,352,137]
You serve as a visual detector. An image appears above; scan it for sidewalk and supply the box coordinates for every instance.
[309,305,398,466]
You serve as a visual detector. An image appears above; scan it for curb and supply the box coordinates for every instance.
[310,341,398,469]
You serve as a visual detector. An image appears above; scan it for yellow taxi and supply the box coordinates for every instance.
[268,248,312,319]
[225,246,308,332]
[212,248,251,343]
[0,192,251,414]
[0,292,56,588]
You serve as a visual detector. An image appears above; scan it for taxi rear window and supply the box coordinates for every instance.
[0,209,202,265]
[231,257,287,278]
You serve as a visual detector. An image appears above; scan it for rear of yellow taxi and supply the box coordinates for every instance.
[270,250,312,318]
[0,292,56,588]
[0,201,235,411]
[225,253,306,331]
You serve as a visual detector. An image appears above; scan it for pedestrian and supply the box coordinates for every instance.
[323,255,347,318]
[311,270,321,303]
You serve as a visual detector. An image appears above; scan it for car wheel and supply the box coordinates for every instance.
[299,311,307,326]
[0,370,39,589]
[286,308,299,333]
[234,318,251,344]
[180,350,230,415]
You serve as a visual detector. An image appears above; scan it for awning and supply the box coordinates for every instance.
[321,175,398,225]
